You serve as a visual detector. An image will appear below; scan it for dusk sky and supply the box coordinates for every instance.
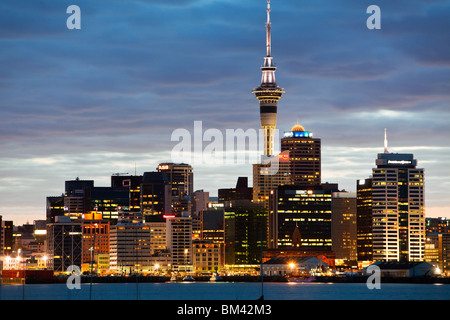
[1,0,449,225]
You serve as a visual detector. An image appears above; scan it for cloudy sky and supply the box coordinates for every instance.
[1,0,449,225]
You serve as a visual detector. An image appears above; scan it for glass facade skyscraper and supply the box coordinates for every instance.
[372,152,425,262]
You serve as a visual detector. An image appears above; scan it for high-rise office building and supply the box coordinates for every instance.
[81,219,110,271]
[253,153,291,247]
[281,123,321,187]
[146,216,167,255]
[157,163,194,216]
[252,0,284,157]
[371,135,425,262]
[157,163,193,197]
[331,192,357,262]
[89,186,130,222]
[253,153,291,210]
[438,234,450,275]
[201,207,224,244]
[46,196,65,223]
[356,177,373,263]
[62,178,130,223]
[224,200,267,265]
[109,220,152,274]
[1,219,13,256]
[64,179,94,219]
[426,217,450,235]
[46,216,82,273]
[192,189,209,216]
[425,233,450,275]
[140,172,172,220]
[111,174,143,215]
[166,214,193,272]
[271,184,337,250]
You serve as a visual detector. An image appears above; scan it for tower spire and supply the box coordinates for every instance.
[384,128,388,153]
[266,0,271,58]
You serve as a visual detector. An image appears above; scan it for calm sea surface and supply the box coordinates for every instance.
[1,282,449,300]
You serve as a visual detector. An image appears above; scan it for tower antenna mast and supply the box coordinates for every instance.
[384,128,389,153]
[266,0,271,58]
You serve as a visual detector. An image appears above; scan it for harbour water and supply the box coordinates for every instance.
[1,282,449,300]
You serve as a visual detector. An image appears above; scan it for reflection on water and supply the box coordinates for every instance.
[1,282,449,300]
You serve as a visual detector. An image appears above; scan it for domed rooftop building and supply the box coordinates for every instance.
[291,122,305,132]
[281,122,321,187]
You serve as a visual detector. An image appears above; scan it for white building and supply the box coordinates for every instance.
[166,214,193,272]
[109,221,152,274]
[371,148,425,262]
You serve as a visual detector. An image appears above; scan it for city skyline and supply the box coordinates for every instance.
[1,0,450,225]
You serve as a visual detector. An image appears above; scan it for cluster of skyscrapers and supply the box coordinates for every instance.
[1,0,449,278]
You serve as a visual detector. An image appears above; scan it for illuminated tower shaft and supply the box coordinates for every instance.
[253,0,284,156]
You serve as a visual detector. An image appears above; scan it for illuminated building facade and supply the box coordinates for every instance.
[425,222,450,275]
[64,179,94,220]
[253,153,291,248]
[140,172,172,220]
[426,217,450,235]
[281,123,321,187]
[165,215,193,272]
[46,216,82,273]
[224,200,268,265]
[157,163,194,216]
[271,184,337,250]
[1,218,14,256]
[111,174,143,215]
[81,219,110,270]
[372,151,425,262]
[46,196,65,223]
[193,240,223,273]
[356,177,373,262]
[331,192,357,262]
[109,221,152,274]
[439,234,450,275]
[157,163,193,198]
[201,207,224,244]
[61,178,130,223]
[89,187,129,222]
[253,154,291,207]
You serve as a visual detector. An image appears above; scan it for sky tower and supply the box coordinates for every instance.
[252,0,284,157]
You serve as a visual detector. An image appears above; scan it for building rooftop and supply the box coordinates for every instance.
[371,261,429,270]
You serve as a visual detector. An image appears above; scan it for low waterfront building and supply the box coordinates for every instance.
[263,256,329,276]
[425,233,450,276]
[367,261,436,278]
[263,247,335,268]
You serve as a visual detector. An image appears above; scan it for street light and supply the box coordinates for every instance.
[42,255,48,270]
[289,262,296,276]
